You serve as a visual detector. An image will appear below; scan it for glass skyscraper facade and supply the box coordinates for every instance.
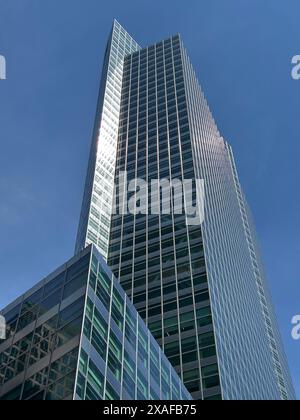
[0,20,295,401]
[0,246,191,400]
[108,34,220,400]
[75,21,140,259]
[180,45,295,399]
[76,21,295,400]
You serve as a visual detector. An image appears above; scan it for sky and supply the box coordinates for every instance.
[0,0,299,399]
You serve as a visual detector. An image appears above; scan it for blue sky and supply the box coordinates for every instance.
[0,0,299,398]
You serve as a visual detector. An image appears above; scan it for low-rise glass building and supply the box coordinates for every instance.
[0,245,191,401]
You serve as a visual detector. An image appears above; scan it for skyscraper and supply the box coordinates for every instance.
[75,21,140,259]
[76,20,295,400]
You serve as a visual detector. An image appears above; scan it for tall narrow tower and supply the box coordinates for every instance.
[75,20,140,259]
[76,20,295,400]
